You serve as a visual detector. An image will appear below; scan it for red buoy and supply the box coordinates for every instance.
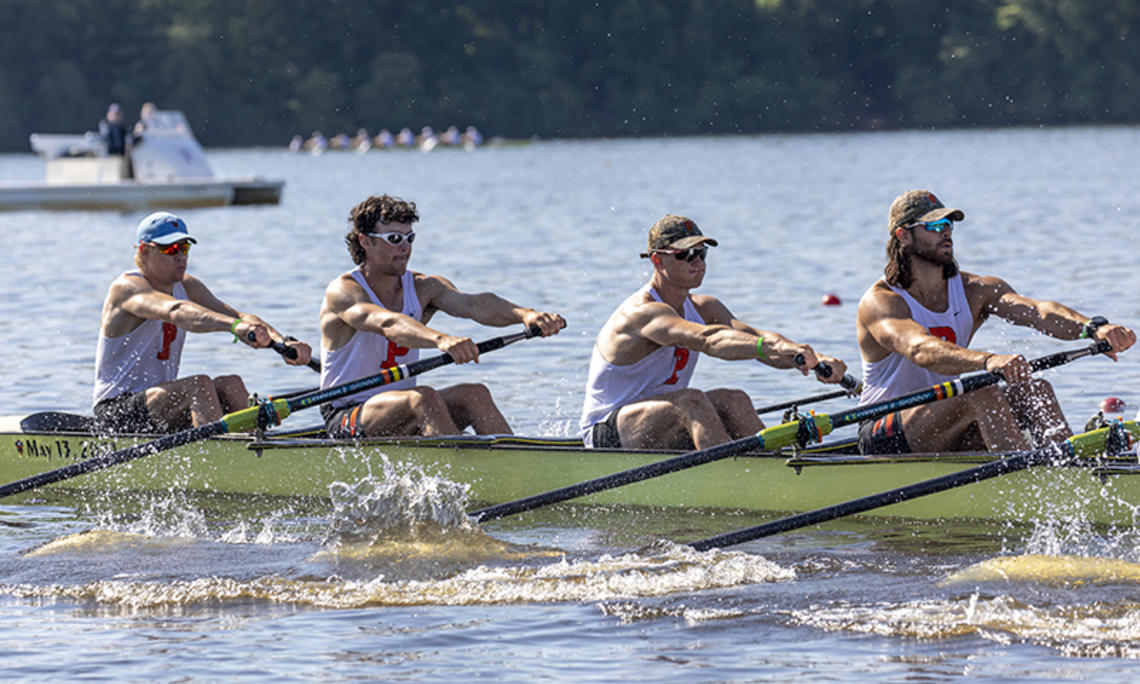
[1100,396,1126,413]
[821,293,841,306]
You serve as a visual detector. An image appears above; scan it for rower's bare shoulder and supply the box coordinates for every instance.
[961,271,1014,299]
[858,281,904,318]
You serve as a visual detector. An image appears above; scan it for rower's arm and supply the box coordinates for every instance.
[424,275,565,336]
[979,275,1136,360]
[687,295,812,369]
[859,285,991,375]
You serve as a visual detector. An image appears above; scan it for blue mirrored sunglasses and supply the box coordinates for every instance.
[907,218,954,233]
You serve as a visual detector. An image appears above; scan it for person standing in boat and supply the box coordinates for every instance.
[579,214,849,450]
[318,194,565,439]
[98,103,128,156]
[855,189,1135,454]
[92,212,312,434]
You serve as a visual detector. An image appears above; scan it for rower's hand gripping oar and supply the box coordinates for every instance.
[269,339,321,373]
[469,341,1110,523]
[687,418,1140,551]
[0,326,545,499]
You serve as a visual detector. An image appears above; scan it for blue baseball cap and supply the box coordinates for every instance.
[136,212,196,245]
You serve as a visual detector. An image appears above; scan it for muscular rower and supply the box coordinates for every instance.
[93,212,312,434]
[579,214,849,450]
[855,189,1135,453]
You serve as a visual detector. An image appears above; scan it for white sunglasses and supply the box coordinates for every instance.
[365,230,416,245]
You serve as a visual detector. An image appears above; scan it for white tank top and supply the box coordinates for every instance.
[321,269,423,408]
[579,287,705,446]
[92,273,188,405]
[859,275,974,406]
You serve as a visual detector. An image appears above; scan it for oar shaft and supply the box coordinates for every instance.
[469,342,1109,521]
[0,326,542,499]
[0,422,227,499]
[686,421,1131,551]
[755,374,860,415]
[286,329,534,414]
[471,435,762,522]
[828,340,1111,432]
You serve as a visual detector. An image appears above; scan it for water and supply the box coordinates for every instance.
[2,127,1140,680]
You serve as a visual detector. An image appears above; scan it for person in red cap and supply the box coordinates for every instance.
[92,212,312,434]
[855,189,1135,454]
[579,214,849,450]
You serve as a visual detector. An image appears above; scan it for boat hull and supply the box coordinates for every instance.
[2,419,1138,525]
[0,178,283,211]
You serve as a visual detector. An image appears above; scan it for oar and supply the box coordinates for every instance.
[687,420,1140,551]
[0,326,542,499]
[269,339,321,373]
[469,341,1109,522]
[754,374,861,415]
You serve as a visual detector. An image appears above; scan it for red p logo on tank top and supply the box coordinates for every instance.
[928,326,957,344]
[665,347,690,385]
[157,322,178,360]
[381,339,410,369]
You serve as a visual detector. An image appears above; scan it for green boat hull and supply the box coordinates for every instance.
[3,416,1139,525]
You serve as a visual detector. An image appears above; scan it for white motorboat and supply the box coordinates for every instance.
[0,110,284,211]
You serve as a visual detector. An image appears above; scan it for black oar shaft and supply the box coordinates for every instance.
[471,436,762,522]
[686,414,1134,550]
[286,330,532,413]
[470,342,1109,522]
[0,327,541,499]
[755,374,860,415]
[0,422,227,499]
[688,443,1069,551]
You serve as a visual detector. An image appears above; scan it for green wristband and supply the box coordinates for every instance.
[756,336,765,359]
[231,318,241,343]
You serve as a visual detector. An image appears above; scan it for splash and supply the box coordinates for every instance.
[1,542,793,610]
[322,456,476,547]
[787,594,1140,658]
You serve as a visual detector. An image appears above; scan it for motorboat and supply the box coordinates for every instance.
[0,110,284,211]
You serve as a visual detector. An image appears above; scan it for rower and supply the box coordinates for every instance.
[92,212,312,434]
[317,194,564,439]
[855,189,1136,453]
[579,214,849,450]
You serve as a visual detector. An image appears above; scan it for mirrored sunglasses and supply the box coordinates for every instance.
[366,230,416,245]
[153,241,192,255]
[907,218,954,233]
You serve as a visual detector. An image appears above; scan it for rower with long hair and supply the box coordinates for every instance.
[855,189,1135,454]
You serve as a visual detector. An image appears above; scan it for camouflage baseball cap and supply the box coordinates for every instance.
[640,214,718,258]
[888,190,965,231]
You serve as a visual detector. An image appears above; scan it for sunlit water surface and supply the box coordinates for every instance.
[2,127,1140,681]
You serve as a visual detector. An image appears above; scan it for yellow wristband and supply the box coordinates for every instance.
[231,318,241,343]
[756,336,765,359]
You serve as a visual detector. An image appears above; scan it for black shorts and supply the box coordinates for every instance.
[857,411,911,455]
[322,402,365,440]
[590,410,622,449]
[93,391,162,434]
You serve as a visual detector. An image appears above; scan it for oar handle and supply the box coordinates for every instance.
[794,355,855,388]
[269,339,321,373]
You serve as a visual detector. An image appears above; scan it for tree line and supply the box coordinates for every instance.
[1,0,1136,152]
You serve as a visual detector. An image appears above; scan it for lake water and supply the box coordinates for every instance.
[2,127,1140,680]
